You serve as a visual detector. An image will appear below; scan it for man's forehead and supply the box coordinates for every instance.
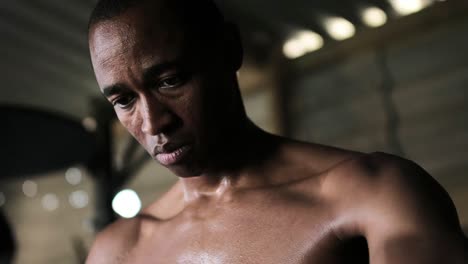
[89,14,184,65]
[90,21,135,56]
[96,0,183,34]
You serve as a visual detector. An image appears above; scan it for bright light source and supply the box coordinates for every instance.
[0,192,5,207]
[323,17,356,41]
[82,117,97,132]
[283,40,306,59]
[297,31,324,52]
[112,189,141,218]
[69,190,89,209]
[283,30,324,59]
[388,0,432,16]
[362,7,388,27]
[42,193,59,211]
[65,167,83,185]
[22,180,38,198]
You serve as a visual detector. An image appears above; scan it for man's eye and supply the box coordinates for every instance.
[112,95,135,109]
[158,75,185,89]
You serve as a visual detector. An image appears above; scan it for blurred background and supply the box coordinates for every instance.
[1,0,467,263]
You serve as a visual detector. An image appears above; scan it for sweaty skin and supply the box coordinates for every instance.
[86,1,468,263]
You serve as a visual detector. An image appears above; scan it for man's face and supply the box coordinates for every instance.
[89,5,233,176]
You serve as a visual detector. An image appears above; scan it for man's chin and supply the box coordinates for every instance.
[158,154,204,177]
[167,164,204,178]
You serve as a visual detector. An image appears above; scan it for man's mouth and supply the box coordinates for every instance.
[154,144,192,166]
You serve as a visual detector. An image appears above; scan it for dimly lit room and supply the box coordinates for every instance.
[1,0,467,263]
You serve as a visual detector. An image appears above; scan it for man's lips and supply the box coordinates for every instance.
[154,144,191,166]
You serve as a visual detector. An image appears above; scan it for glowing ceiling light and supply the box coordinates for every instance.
[69,190,89,209]
[283,30,324,59]
[283,40,305,59]
[42,193,59,211]
[296,31,324,52]
[388,0,432,16]
[22,180,38,198]
[65,167,83,185]
[361,7,388,27]
[112,189,142,218]
[323,17,356,41]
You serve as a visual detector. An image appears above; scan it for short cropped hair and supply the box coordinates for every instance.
[88,0,225,33]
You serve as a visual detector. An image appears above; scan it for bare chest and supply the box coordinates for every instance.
[122,194,367,264]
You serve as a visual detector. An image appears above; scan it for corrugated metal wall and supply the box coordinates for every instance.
[288,16,468,226]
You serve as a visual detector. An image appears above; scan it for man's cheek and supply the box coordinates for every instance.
[119,115,144,144]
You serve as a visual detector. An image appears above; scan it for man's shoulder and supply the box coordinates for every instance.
[322,151,463,236]
[279,141,446,208]
[324,151,441,193]
[319,152,468,261]
[85,218,142,264]
[322,151,441,200]
[281,139,361,176]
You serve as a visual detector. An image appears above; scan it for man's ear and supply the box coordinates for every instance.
[221,22,243,72]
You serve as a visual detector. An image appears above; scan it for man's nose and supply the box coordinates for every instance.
[140,95,173,136]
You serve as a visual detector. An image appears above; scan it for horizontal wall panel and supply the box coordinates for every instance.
[386,18,468,85]
[289,51,381,116]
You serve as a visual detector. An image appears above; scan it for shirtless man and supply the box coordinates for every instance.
[86,0,468,263]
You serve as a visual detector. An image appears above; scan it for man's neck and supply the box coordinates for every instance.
[179,122,281,203]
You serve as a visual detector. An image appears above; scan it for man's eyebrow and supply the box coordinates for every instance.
[101,60,184,97]
[142,60,182,83]
[102,84,127,98]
